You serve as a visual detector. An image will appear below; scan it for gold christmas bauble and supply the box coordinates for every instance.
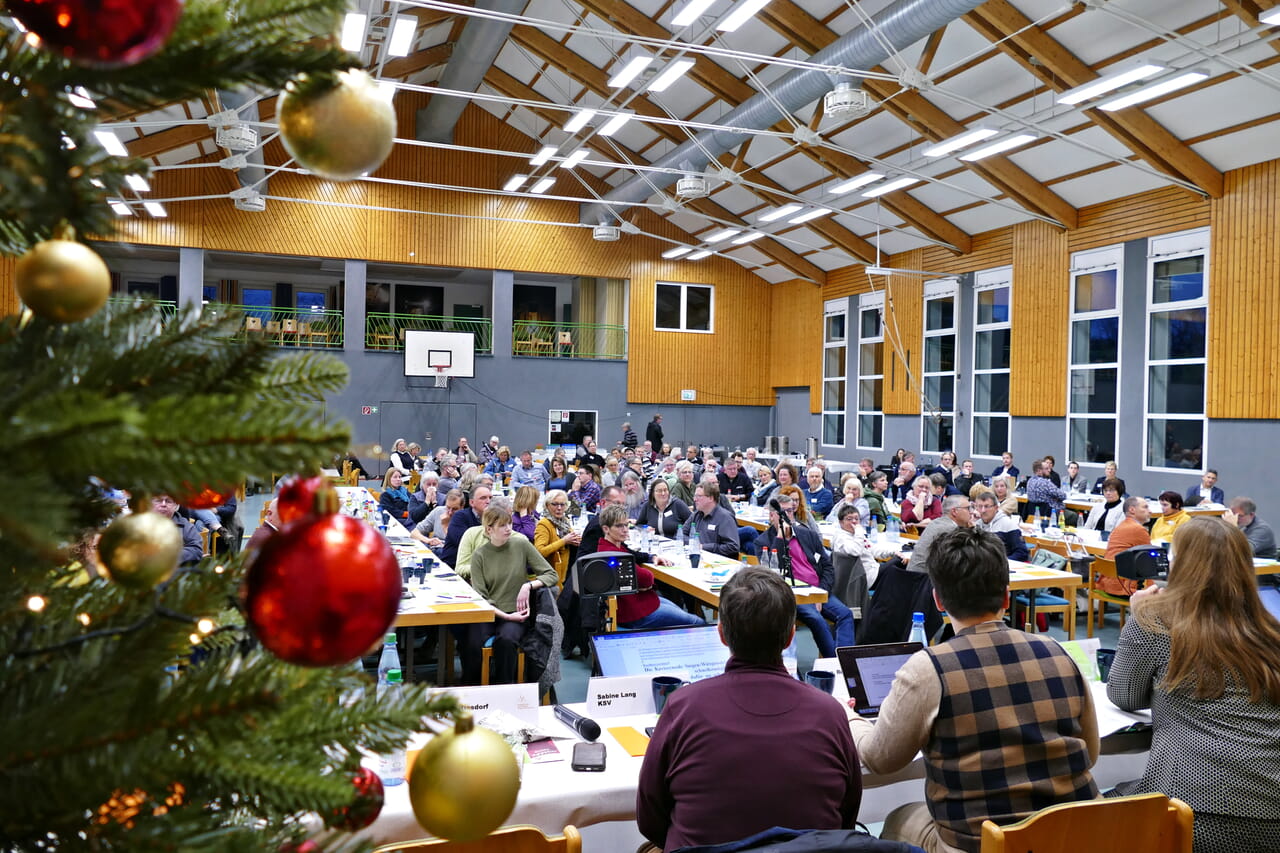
[98,511,183,590]
[278,69,395,181]
[408,714,520,841]
[15,235,110,323]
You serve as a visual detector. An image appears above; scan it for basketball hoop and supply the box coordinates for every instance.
[434,366,448,389]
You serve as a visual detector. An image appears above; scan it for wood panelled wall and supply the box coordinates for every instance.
[1208,161,1280,419]
[1010,220,1068,417]
[0,256,17,316]
[882,250,924,416]
[766,278,825,412]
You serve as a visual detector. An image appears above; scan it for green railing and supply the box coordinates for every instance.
[106,296,178,328]
[365,312,493,353]
[205,303,344,348]
[512,320,627,360]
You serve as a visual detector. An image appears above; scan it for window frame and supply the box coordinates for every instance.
[822,298,848,449]
[1065,245,1123,470]
[1143,228,1209,474]
[856,292,885,452]
[654,281,715,334]
[920,278,958,456]
[971,266,1012,461]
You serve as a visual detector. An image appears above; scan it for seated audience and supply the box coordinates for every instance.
[378,468,410,520]
[973,491,1028,562]
[1082,478,1126,534]
[1107,518,1280,852]
[412,488,462,552]
[992,450,1019,483]
[545,455,572,492]
[689,482,740,559]
[638,478,691,537]
[245,497,281,554]
[717,457,753,503]
[804,466,834,520]
[1150,490,1190,543]
[1041,455,1062,488]
[1101,496,1153,596]
[1225,496,1277,558]
[952,459,980,497]
[511,450,548,492]
[931,450,960,484]
[850,526,1099,853]
[671,460,698,506]
[750,466,778,506]
[829,476,870,525]
[760,492,853,658]
[991,474,1018,517]
[339,450,370,480]
[888,460,917,503]
[901,476,942,529]
[777,484,820,534]
[389,438,414,475]
[468,505,558,684]
[407,471,439,524]
[594,505,704,630]
[637,567,861,852]
[1064,460,1090,493]
[576,486,625,556]
[440,485,491,567]
[574,435,606,470]
[830,505,897,589]
[483,445,516,480]
[152,493,205,564]
[511,485,540,539]
[1091,460,1119,495]
[533,489,579,588]
[1184,468,1223,506]
[774,461,800,492]
[904,495,974,576]
[455,436,479,464]
[741,447,763,482]
[864,471,890,526]
[1026,458,1067,515]
[621,471,646,520]
[568,466,602,513]
[601,456,623,488]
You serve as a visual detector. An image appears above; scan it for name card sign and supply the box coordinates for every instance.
[445,683,541,724]
[585,672,689,717]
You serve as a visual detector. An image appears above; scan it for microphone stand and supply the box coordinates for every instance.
[777,518,796,587]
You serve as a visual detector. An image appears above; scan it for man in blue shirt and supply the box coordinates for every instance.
[511,450,547,492]
[805,466,834,520]
[1026,458,1066,515]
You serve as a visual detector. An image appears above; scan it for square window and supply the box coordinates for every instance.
[824,346,846,378]
[1070,418,1116,464]
[975,373,1010,413]
[923,416,954,455]
[924,375,954,411]
[975,329,1011,371]
[655,283,713,332]
[858,378,883,410]
[823,380,846,410]
[861,307,882,338]
[1153,256,1204,304]
[926,297,954,331]
[1071,317,1119,365]
[1069,368,1118,413]
[858,414,882,448]
[822,413,845,446]
[973,416,1009,457]
[859,341,884,375]
[925,335,955,373]
[1148,364,1205,414]
[1074,269,1118,313]
[977,287,1010,325]
[1149,308,1206,361]
[1146,418,1204,469]
[825,313,846,343]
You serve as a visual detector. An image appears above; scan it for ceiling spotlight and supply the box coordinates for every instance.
[387,15,417,57]
[958,134,1036,161]
[922,127,998,158]
[717,0,773,32]
[672,0,716,26]
[789,208,830,224]
[1057,63,1164,105]
[731,231,766,245]
[341,12,367,52]
[649,59,695,92]
[143,201,168,217]
[108,201,133,217]
[1097,70,1208,111]
[93,129,127,157]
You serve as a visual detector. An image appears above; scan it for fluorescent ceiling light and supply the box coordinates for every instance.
[672,0,716,27]
[759,203,802,222]
[376,79,397,102]
[607,55,651,89]
[387,15,417,57]
[1261,7,1280,25]
[340,12,367,52]
[564,108,596,133]
[717,0,772,32]
[687,249,713,260]
[597,112,632,137]
[560,149,590,169]
[530,177,556,194]
[93,129,127,157]
[68,86,96,109]
[862,176,919,198]
[143,202,167,217]
[125,174,150,192]
[789,208,831,224]
[502,175,526,192]
[922,127,998,158]
[958,133,1037,161]
[530,145,557,166]
[1057,63,1164,105]
[662,246,693,258]
[109,201,133,217]
[648,59,695,92]
[1097,70,1208,111]
[705,228,740,243]
[731,231,766,245]
[831,172,883,194]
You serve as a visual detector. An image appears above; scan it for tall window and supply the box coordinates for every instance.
[655,282,713,332]
[856,293,884,450]
[921,280,957,455]
[972,267,1011,459]
[822,299,847,447]
[1067,246,1122,466]
[1145,228,1209,471]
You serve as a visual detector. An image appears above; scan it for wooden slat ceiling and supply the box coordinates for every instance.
[97,0,1280,283]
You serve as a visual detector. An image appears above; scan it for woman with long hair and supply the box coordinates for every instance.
[638,477,691,537]
[1108,517,1280,851]
[545,455,572,492]
[378,468,410,520]
[991,474,1018,517]
[777,484,820,533]
[774,462,800,490]
[511,485,541,539]
[751,466,778,507]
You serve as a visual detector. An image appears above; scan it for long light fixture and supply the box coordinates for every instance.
[687,249,713,260]
[731,231,765,245]
[662,246,693,258]
[672,0,716,27]
[789,208,830,224]
[717,0,772,32]
[862,176,919,198]
[607,55,651,89]
[1097,69,1208,111]
[109,201,133,217]
[125,174,150,192]
[529,145,557,166]
[68,86,96,109]
[340,12,367,52]
[143,201,168,217]
[530,177,555,194]
[502,175,526,192]
[705,228,740,243]
[560,149,590,169]
[831,172,883,194]
[597,112,633,137]
[922,127,998,158]
[1261,6,1280,25]
[93,129,127,156]
[648,59,695,92]
[758,203,802,222]
[1057,63,1163,105]
[564,108,596,133]
[387,15,418,57]
[958,133,1036,161]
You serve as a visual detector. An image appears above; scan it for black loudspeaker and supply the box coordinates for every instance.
[573,553,638,597]
[1115,545,1170,582]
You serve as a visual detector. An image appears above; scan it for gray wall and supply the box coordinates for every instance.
[774,387,819,455]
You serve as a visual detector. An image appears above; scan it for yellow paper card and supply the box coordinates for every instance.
[608,726,651,757]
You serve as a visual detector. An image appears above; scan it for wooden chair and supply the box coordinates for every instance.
[374,825,582,853]
[244,316,263,334]
[479,641,526,685]
[281,317,299,345]
[1087,556,1132,638]
[980,792,1193,853]
[408,471,422,493]
[265,320,282,344]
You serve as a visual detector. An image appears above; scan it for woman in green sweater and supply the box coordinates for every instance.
[469,505,559,684]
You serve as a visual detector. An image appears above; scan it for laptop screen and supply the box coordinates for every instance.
[1259,585,1280,622]
[837,642,923,717]
[590,624,797,682]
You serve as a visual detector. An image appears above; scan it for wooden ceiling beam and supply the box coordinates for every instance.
[125,123,212,160]
[1220,0,1280,53]
[382,42,455,78]
[965,0,1223,198]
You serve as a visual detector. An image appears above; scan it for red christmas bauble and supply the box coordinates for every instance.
[245,514,400,667]
[177,482,236,510]
[8,0,184,68]
[276,475,329,524]
[326,767,384,831]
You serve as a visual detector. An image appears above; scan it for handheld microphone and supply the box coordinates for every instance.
[553,704,601,741]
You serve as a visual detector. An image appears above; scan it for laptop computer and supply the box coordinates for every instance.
[589,624,798,683]
[837,642,924,718]
[1259,585,1280,622]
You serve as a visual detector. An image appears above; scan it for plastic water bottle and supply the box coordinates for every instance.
[1032,507,1042,531]
[377,669,406,786]
[376,633,399,683]
[1058,511,1068,531]
[640,525,653,552]
[909,612,927,646]
[1049,509,1059,530]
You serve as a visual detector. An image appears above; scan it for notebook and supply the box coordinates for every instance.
[837,642,924,719]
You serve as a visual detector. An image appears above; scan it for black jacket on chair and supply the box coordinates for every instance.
[857,565,943,645]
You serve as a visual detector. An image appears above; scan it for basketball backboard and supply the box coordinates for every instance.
[405,330,475,378]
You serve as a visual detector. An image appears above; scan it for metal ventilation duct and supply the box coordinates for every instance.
[215,89,270,199]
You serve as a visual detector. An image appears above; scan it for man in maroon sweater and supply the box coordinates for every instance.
[637,567,862,851]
